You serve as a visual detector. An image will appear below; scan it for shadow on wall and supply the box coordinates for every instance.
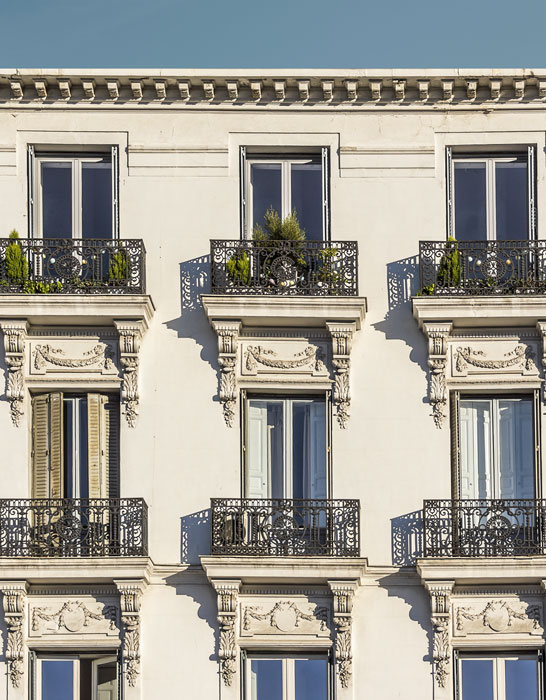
[181,508,211,565]
[391,509,424,567]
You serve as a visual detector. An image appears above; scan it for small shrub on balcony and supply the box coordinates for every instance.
[5,230,29,285]
[252,207,306,244]
[226,251,250,285]
[109,248,128,283]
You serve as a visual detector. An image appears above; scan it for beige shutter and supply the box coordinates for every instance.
[31,394,50,498]
[48,393,64,498]
[104,396,120,498]
[450,391,460,498]
[87,393,103,499]
[87,394,120,499]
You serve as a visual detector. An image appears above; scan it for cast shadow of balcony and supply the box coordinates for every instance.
[391,509,424,567]
[180,508,211,565]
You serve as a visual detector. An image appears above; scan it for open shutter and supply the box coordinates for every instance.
[111,145,120,239]
[528,145,537,239]
[497,400,518,499]
[27,144,35,236]
[240,146,247,238]
[534,389,542,497]
[48,392,64,498]
[88,393,103,498]
[322,146,330,241]
[32,394,50,498]
[446,146,453,239]
[104,395,120,498]
[245,402,270,498]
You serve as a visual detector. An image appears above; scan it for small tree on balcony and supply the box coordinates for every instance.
[252,207,306,243]
[5,230,29,285]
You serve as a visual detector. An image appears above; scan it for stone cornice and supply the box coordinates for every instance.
[3,69,546,107]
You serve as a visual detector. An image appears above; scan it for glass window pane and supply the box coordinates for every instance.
[461,659,494,700]
[95,660,117,700]
[251,164,282,234]
[291,163,323,241]
[64,398,74,498]
[247,400,284,499]
[292,401,326,500]
[79,397,89,499]
[295,658,328,700]
[454,162,487,242]
[459,400,493,499]
[250,659,282,700]
[41,660,74,700]
[506,658,538,700]
[495,161,528,241]
[82,161,113,239]
[498,399,534,499]
[41,162,73,239]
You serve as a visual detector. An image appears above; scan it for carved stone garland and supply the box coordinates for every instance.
[114,321,145,428]
[0,581,28,688]
[114,580,145,687]
[422,322,452,429]
[212,579,241,686]
[326,322,356,429]
[425,580,454,689]
[212,321,241,427]
[329,580,357,688]
[0,321,28,426]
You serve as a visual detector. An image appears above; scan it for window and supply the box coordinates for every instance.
[31,393,120,499]
[32,653,118,700]
[29,147,119,239]
[245,397,327,499]
[245,654,329,700]
[447,147,536,242]
[457,395,536,500]
[457,652,541,700]
[241,148,329,241]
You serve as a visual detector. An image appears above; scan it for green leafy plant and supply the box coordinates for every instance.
[317,247,346,291]
[252,207,306,243]
[415,284,435,297]
[109,248,128,283]
[436,236,460,287]
[23,280,63,294]
[226,251,250,285]
[5,230,29,285]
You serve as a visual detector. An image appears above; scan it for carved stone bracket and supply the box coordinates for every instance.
[0,320,28,427]
[328,580,357,689]
[425,580,454,689]
[0,580,28,688]
[114,321,145,428]
[536,322,546,400]
[326,322,356,428]
[114,579,146,687]
[212,579,241,686]
[423,322,452,428]
[211,321,241,427]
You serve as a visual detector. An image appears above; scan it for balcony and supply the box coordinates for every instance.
[210,498,360,557]
[0,498,148,557]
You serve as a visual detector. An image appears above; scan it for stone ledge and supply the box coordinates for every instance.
[418,556,546,585]
[0,556,153,584]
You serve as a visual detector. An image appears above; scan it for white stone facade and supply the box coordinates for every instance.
[0,68,546,698]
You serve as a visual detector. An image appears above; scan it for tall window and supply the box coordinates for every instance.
[31,393,120,499]
[242,148,329,241]
[458,652,540,700]
[30,148,119,239]
[246,655,329,700]
[33,653,118,700]
[245,397,327,499]
[458,396,535,500]
[447,148,536,242]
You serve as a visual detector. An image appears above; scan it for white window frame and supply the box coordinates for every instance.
[244,653,330,700]
[34,653,118,700]
[241,147,329,240]
[457,651,542,700]
[447,146,536,240]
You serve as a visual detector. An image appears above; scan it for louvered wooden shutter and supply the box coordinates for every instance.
[87,394,120,498]
[48,393,64,498]
[104,395,120,498]
[31,394,50,498]
[450,391,460,498]
[87,393,103,498]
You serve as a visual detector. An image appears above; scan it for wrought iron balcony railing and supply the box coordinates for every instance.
[211,498,360,557]
[423,499,546,557]
[0,498,148,557]
[0,238,145,294]
[210,240,358,296]
[419,239,546,295]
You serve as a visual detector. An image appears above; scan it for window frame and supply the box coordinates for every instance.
[31,652,120,700]
[243,651,332,700]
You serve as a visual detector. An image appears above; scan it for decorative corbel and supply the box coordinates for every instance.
[393,79,406,101]
[114,580,146,687]
[345,79,358,101]
[211,321,241,427]
[178,80,191,100]
[10,79,23,99]
[326,322,356,429]
[441,80,454,101]
[131,80,143,100]
[513,78,525,99]
[0,320,28,427]
[328,581,357,689]
[425,581,454,689]
[422,322,452,428]
[466,79,478,100]
[538,79,546,99]
[203,80,215,100]
[34,79,47,99]
[212,579,241,687]
[489,78,502,100]
[58,79,71,99]
[107,80,120,100]
[536,321,546,400]
[250,81,262,100]
[226,80,239,100]
[154,80,167,100]
[114,320,145,428]
[274,80,286,100]
[298,80,310,101]
[418,80,430,101]
[321,80,334,101]
[369,79,381,101]
[0,581,28,688]
[81,79,95,100]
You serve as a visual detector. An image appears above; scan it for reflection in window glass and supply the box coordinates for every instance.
[250,659,282,700]
[295,658,328,700]
[82,162,113,239]
[461,659,494,700]
[42,659,74,700]
[495,161,528,241]
[454,162,487,242]
[291,163,322,241]
[41,162,73,239]
[251,164,282,232]
[505,659,538,700]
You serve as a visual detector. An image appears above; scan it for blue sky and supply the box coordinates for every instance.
[2,0,546,68]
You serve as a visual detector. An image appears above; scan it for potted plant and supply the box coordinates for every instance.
[252,207,307,288]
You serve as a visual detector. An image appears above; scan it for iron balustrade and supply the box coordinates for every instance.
[210,240,358,296]
[0,238,146,293]
[419,240,546,295]
[211,498,360,557]
[0,498,148,557]
[423,499,546,557]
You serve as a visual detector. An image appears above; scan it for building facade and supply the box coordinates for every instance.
[0,68,544,699]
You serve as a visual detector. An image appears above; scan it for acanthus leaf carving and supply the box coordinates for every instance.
[114,321,145,428]
[212,579,241,687]
[329,580,357,689]
[212,321,241,428]
[423,322,452,429]
[0,581,28,688]
[326,322,356,428]
[114,579,145,688]
[0,321,28,427]
[425,580,454,689]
